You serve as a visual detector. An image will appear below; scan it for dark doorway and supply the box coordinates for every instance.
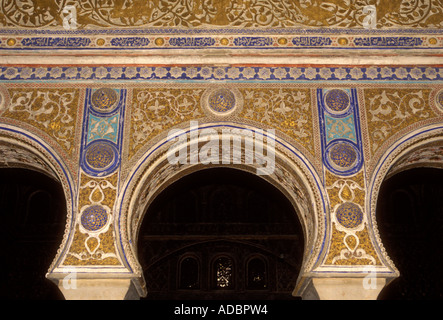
[376,168,443,300]
[138,168,304,300]
[0,168,66,299]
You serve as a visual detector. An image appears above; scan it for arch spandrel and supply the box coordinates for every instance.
[123,84,321,177]
[361,85,443,177]
[0,85,82,160]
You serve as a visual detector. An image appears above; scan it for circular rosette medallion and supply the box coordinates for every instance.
[83,140,119,175]
[324,89,351,114]
[327,141,359,173]
[202,87,243,116]
[335,202,363,229]
[91,88,119,113]
[209,88,236,113]
[81,205,109,232]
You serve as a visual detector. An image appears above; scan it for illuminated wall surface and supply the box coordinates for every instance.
[0,0,442,299]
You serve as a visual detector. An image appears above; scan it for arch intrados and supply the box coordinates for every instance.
[126,128,320,236]
[368,125,443,275]
[117,123,325,283]
[134,165,306,234]
[385,140,443,180]
[132,164,310,272]
[0,126,75,274]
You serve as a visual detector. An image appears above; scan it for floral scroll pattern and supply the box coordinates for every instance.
[0,0,442,29]
[129,88,204,160]
[239,88,314,154]
[364,88,434,155]
[324,170,381,266]
[1,88,79,156]
[64,172,121,266]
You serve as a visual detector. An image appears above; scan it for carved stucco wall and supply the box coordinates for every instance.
[0,0,442,29]
[0,0,442,299]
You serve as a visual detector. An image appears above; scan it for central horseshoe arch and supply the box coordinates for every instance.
[116,122,327,297]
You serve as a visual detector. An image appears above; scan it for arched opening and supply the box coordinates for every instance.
[137,167,305,300]
[0,168,66,299]
[179,255,200,290]
[246,256,268,290]
[211,255,235,290]
[376,167,443,299]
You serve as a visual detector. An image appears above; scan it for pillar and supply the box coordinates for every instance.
[296,277,388,300]
[56,278,140,300]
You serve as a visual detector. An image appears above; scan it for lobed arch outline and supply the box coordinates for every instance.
[115,121,329,297]
[367,123,443,278]
[0,124,76,277]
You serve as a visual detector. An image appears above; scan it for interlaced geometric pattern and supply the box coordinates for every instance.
[335,202,363,229]
[85,141,115,170]
[81,205,108,231]
[325,89,350,113]
[208,88,236,113]
[91,88,118,112]
[329,142,357,169]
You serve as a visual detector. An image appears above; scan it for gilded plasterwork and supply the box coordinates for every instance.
[1,0,442,29]
[366,129,443,275]
[1,88,79,156]
[63,224,120,265]
[122,135,323,275]
[239,88,314,156]
[128,87,315,161]
[128,88,205,160]
[64,171,121,266]
[325,169,365,209]
[364,88,435,156]
[0,79,441,283]
[326,224,381,265]
[324,170,381,265]
[78,171,118,209]
[1,66,442,82]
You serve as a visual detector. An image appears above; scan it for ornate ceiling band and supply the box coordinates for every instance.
[0,0,442,29]
[0,66,442,81]
[1,35,441,51]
